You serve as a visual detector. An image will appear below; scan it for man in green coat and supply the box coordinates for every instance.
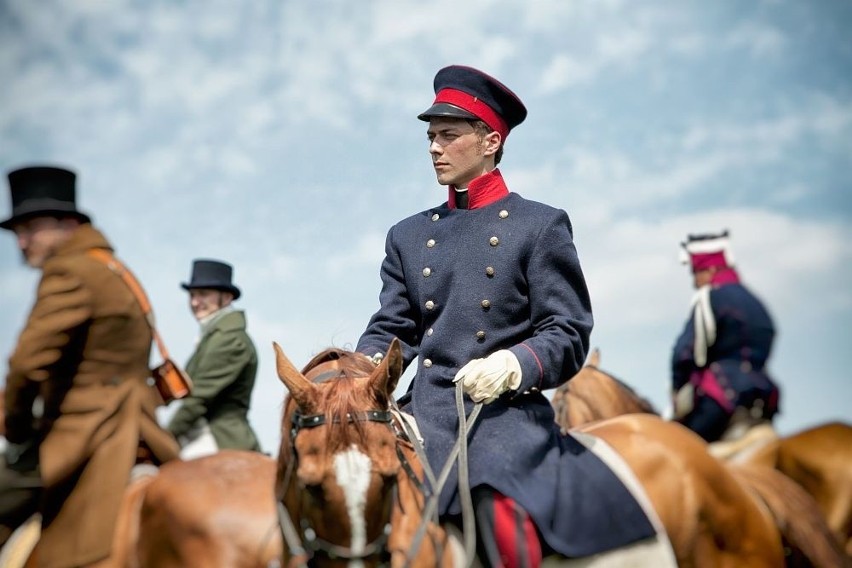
[168,259,262,456]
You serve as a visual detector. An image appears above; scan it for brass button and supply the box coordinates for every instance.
[425,300,435,310]
[422,267,432,277]
[489,236,499,246]
[485,266,495,277]
[423,359,433,368]
[426,239,436,248]
[499,210,509,219]
[476,330,486,340]
[481,299,491,309]
[426,328,434,336]
[431,213,440,221]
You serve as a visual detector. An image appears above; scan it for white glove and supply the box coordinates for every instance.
[454,350,522,404]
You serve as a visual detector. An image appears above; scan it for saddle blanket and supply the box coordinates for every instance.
[567,432,677,566]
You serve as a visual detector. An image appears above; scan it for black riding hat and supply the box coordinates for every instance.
[1,165,92,230]
[181,259,242,300]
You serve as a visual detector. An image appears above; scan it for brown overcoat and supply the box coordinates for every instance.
[3,224,179,568]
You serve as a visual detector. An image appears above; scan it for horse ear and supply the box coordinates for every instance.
[587,348,601,368]
[371,338,404,402]
[273,342,314,406]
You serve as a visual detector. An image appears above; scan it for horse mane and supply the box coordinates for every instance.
[554,349,659,429]
[589,365,658,415]
[301,347,376,378]
[283,347,385,453]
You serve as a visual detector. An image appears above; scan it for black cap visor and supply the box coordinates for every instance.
[417,103,479,122]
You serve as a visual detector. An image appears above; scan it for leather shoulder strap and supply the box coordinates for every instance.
[87,248,171,360]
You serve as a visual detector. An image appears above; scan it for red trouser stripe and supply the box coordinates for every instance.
[491,493,541,568]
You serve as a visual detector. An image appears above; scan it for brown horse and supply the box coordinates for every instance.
[1,447,281,568]
[274,341,799,567]
[273,338,458,568]
[748,423,852,557]
[554,349,849,565]
[134,450,282,568]
[4,454,282,568]
[572,412,797,567]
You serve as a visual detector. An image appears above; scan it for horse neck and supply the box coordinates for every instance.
[558,366,657,428]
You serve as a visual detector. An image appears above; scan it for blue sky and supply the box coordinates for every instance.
[1,0,850,453]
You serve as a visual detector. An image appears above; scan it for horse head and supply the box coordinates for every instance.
[273,338,406,566]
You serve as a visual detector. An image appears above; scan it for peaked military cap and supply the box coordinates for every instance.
[418,65,527,140]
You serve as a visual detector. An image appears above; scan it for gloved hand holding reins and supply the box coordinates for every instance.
[454,349,522,403]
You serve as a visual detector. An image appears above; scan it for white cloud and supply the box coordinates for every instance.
[2,0,850,454]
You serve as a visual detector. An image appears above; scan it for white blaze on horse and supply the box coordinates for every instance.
[273,338,459,568]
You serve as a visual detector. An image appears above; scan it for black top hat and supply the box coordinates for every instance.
[1,165,92,230]
[181,259,242,300]
[417,65,527,140]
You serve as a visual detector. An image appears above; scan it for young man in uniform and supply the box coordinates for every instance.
[357,65,655,567]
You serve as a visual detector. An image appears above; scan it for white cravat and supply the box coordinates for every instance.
[195,305,236,344]
[691,285,716,367]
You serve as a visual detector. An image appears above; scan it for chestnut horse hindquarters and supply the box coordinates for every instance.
[557,432,678,568]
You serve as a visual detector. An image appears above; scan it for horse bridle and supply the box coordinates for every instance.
[277,369,478,567]
[278,372,401,567]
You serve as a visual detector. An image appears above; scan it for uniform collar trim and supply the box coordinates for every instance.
[449,169,508,210]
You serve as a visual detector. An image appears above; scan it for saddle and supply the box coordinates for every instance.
[709,421,778,462]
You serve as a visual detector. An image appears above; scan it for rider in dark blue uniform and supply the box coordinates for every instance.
[671,231,781,443]
[358,65,655,567]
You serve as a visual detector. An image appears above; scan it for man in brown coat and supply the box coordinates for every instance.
[0,165,180,567]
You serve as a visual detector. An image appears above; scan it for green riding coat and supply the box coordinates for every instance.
[167,310,261,451]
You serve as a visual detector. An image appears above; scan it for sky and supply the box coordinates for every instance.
[1,0,850,454]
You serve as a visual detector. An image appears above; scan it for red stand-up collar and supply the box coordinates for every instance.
[711,267,741,286]
[448,169,509,210]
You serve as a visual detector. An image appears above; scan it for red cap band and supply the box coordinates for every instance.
[690,251,729,272]
[433,88,510,140]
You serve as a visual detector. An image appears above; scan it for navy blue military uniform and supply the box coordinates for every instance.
[359,64,656,562]
[672,276,780,441]
[358,173,655,557]
[672,232,780,442]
